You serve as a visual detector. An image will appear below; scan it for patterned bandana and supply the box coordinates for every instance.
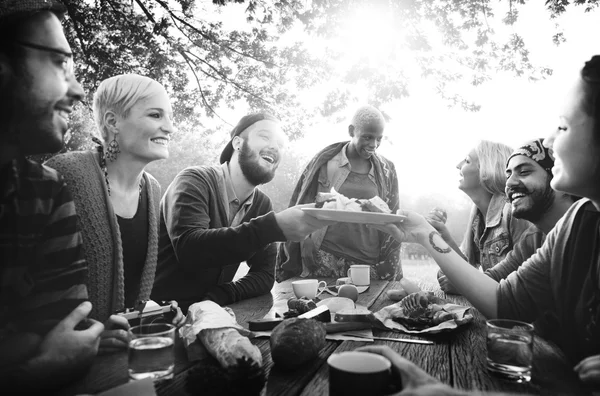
[506,138,554,174]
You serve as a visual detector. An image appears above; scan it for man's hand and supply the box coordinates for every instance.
[575,354,600,386]
[169,300,186,328]
[355,346,463,395]
[437,273,461,295]
[36,301,104,369]
[275,204,334,242]
[99,314,130,353]
[369,210,434,245]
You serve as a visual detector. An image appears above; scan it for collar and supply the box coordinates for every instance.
[484,194,507,228]
[336,142,376,177]
[220,162,255,206]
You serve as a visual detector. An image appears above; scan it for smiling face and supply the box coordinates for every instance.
[456,148,480,192]
[235,120,286,186]
[8,12,84,155]
[545,78,600,200]
[505,156,554,222]
[113,83,174,164]
[349,123,384,160]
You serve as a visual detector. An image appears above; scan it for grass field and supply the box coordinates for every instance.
[401,258,439,285]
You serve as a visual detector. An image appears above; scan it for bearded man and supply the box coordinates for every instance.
[435,138,575,293]
[153,113,331,311]
[483,138,576,280]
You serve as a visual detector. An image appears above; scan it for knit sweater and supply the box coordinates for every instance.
[45,151,160,322]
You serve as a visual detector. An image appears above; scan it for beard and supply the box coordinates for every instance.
[511,178,555,223]
[238,139,277,186]
[4,68,64,155]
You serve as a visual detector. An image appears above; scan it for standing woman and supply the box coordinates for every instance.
[46,74,182,351]
[430,141,535,293]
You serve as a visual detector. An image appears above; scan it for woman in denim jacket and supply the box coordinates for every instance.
[430,141,533,293]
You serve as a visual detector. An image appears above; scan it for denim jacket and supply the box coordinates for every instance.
[463,194,533,271]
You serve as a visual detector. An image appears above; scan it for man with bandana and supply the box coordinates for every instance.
[153,113,331,311]
[434,138,576,292]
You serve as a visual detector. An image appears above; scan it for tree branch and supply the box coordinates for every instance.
[178,49,231,126]
[184,50,272,105]
[134,0,156,23]
[152,0,280,68]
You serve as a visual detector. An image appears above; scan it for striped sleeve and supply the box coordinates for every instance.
[6,166,89,335]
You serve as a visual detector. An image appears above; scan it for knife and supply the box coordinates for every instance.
[248,306,332,332]
[342,333,434,344]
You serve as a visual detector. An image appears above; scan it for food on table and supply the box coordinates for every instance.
[184,301,265,395]
[334,307,374,323]
[270,318,326,370]
[316,297,355,313]
[386,287,408,302]
[315,188,392,213]
[284,297,317,318]
[337,284,359,302]
[399,278,422,294]
[388,291,455,330]
[198,327,262,369]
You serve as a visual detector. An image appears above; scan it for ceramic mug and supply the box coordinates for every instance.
[328,351,393,396]
[347,265,370,286]
[292,279,327,299]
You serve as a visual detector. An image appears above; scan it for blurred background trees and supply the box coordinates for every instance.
[54,0,598,254]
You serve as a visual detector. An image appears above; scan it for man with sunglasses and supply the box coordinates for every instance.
[0,0,103,391]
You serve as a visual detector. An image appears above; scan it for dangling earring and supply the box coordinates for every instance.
[105,134,120,162]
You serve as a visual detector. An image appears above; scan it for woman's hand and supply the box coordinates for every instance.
[355,346,462,395]
[425,208,452,242]
[169,301,186,328]
[574,354,600,386]
[99,314,130,353]
[370,210,434,245]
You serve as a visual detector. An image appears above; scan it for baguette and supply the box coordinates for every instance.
[198,327,262,368]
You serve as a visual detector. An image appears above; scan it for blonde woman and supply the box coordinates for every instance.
[428,141,536,293]
[46,74,183,352]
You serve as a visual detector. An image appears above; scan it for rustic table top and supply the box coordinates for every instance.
[58,277,591,396]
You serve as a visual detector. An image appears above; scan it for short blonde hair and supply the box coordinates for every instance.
[93,74,162,142]
[475,140,513,196]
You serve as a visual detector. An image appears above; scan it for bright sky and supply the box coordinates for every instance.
[294,1,600,201]
[195,0,600,203]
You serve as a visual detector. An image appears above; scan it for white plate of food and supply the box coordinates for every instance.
[302,208,406,225]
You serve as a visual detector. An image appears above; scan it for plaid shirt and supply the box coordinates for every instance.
[0,158,88,337]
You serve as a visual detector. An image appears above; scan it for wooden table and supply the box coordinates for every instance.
[59,278,590,395]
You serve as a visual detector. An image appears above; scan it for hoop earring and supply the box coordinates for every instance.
[105,135,120,162]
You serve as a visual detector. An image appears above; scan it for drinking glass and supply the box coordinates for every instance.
[128,323,176,381]
[486,319,534,383]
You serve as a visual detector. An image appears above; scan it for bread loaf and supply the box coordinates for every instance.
[270,318,326,370]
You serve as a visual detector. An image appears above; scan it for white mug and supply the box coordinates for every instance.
[347,265,370,286]
[292,279,327,299]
